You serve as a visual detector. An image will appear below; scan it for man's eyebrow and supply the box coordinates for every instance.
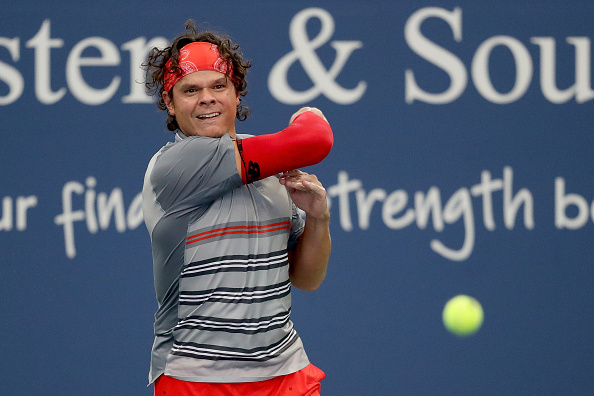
[178,82,201,90]
[179,77,229,90]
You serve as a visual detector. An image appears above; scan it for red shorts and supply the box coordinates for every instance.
[154,364,325,396]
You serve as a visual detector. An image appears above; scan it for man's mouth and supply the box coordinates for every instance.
[197,112,221,120]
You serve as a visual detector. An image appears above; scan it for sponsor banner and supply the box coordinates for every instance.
[1,2,593,395]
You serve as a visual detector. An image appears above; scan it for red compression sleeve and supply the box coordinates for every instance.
[236,111,333,184]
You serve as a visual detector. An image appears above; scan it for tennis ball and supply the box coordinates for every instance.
[442,295,484,337]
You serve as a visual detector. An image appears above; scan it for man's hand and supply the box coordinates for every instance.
[289,107,328,125]
[279,170,329,221]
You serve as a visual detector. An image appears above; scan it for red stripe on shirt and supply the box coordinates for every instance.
[186,222,291,245]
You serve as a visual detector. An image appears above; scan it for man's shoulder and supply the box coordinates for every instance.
[158,134,224,157]
[149,134,238,183]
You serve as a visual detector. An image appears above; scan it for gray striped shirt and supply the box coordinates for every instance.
[142,132,308,383]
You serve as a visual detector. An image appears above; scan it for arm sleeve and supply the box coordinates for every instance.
[235,111,333,184]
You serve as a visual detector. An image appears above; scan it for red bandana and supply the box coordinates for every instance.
[163,42,232,92]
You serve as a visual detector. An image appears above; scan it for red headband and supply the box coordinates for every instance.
[163,42,233,92]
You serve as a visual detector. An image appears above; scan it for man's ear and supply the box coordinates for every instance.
[162,91,175,115]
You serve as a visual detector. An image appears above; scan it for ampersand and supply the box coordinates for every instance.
[269,8,367,105]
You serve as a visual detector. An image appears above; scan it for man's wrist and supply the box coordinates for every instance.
[306,210,331,224]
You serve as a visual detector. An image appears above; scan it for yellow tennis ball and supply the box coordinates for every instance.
[442,295,484,337]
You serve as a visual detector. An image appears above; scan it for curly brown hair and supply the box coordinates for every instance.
[144,20,252,132]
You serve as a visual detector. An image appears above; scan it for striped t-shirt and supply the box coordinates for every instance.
[142,132,309,384]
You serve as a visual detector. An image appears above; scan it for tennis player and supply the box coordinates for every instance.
[142,20,333,395]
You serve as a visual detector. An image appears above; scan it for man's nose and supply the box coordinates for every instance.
[199,89,216,104]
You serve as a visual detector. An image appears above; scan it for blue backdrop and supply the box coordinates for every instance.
[2,1,594,395]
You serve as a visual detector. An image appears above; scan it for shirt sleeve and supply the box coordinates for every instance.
[287,201,305,250]
[150,134,243,213]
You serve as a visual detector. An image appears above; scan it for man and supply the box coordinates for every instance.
[142,21,333,395]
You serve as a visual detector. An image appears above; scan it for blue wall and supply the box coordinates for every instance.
[2,1,594,394]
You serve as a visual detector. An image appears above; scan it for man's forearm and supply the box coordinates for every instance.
[233,111,333,184]
[289,213,331,291]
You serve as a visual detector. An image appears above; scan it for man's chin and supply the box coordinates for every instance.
[183,128,228,138]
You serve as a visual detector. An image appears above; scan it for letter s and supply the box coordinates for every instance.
[404,7,467,104]
[0,37,24,105]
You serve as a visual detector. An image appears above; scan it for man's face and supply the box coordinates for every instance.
[163,70,240,138]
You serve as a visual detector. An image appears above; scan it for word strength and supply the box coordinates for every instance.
[326,167,592,261]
